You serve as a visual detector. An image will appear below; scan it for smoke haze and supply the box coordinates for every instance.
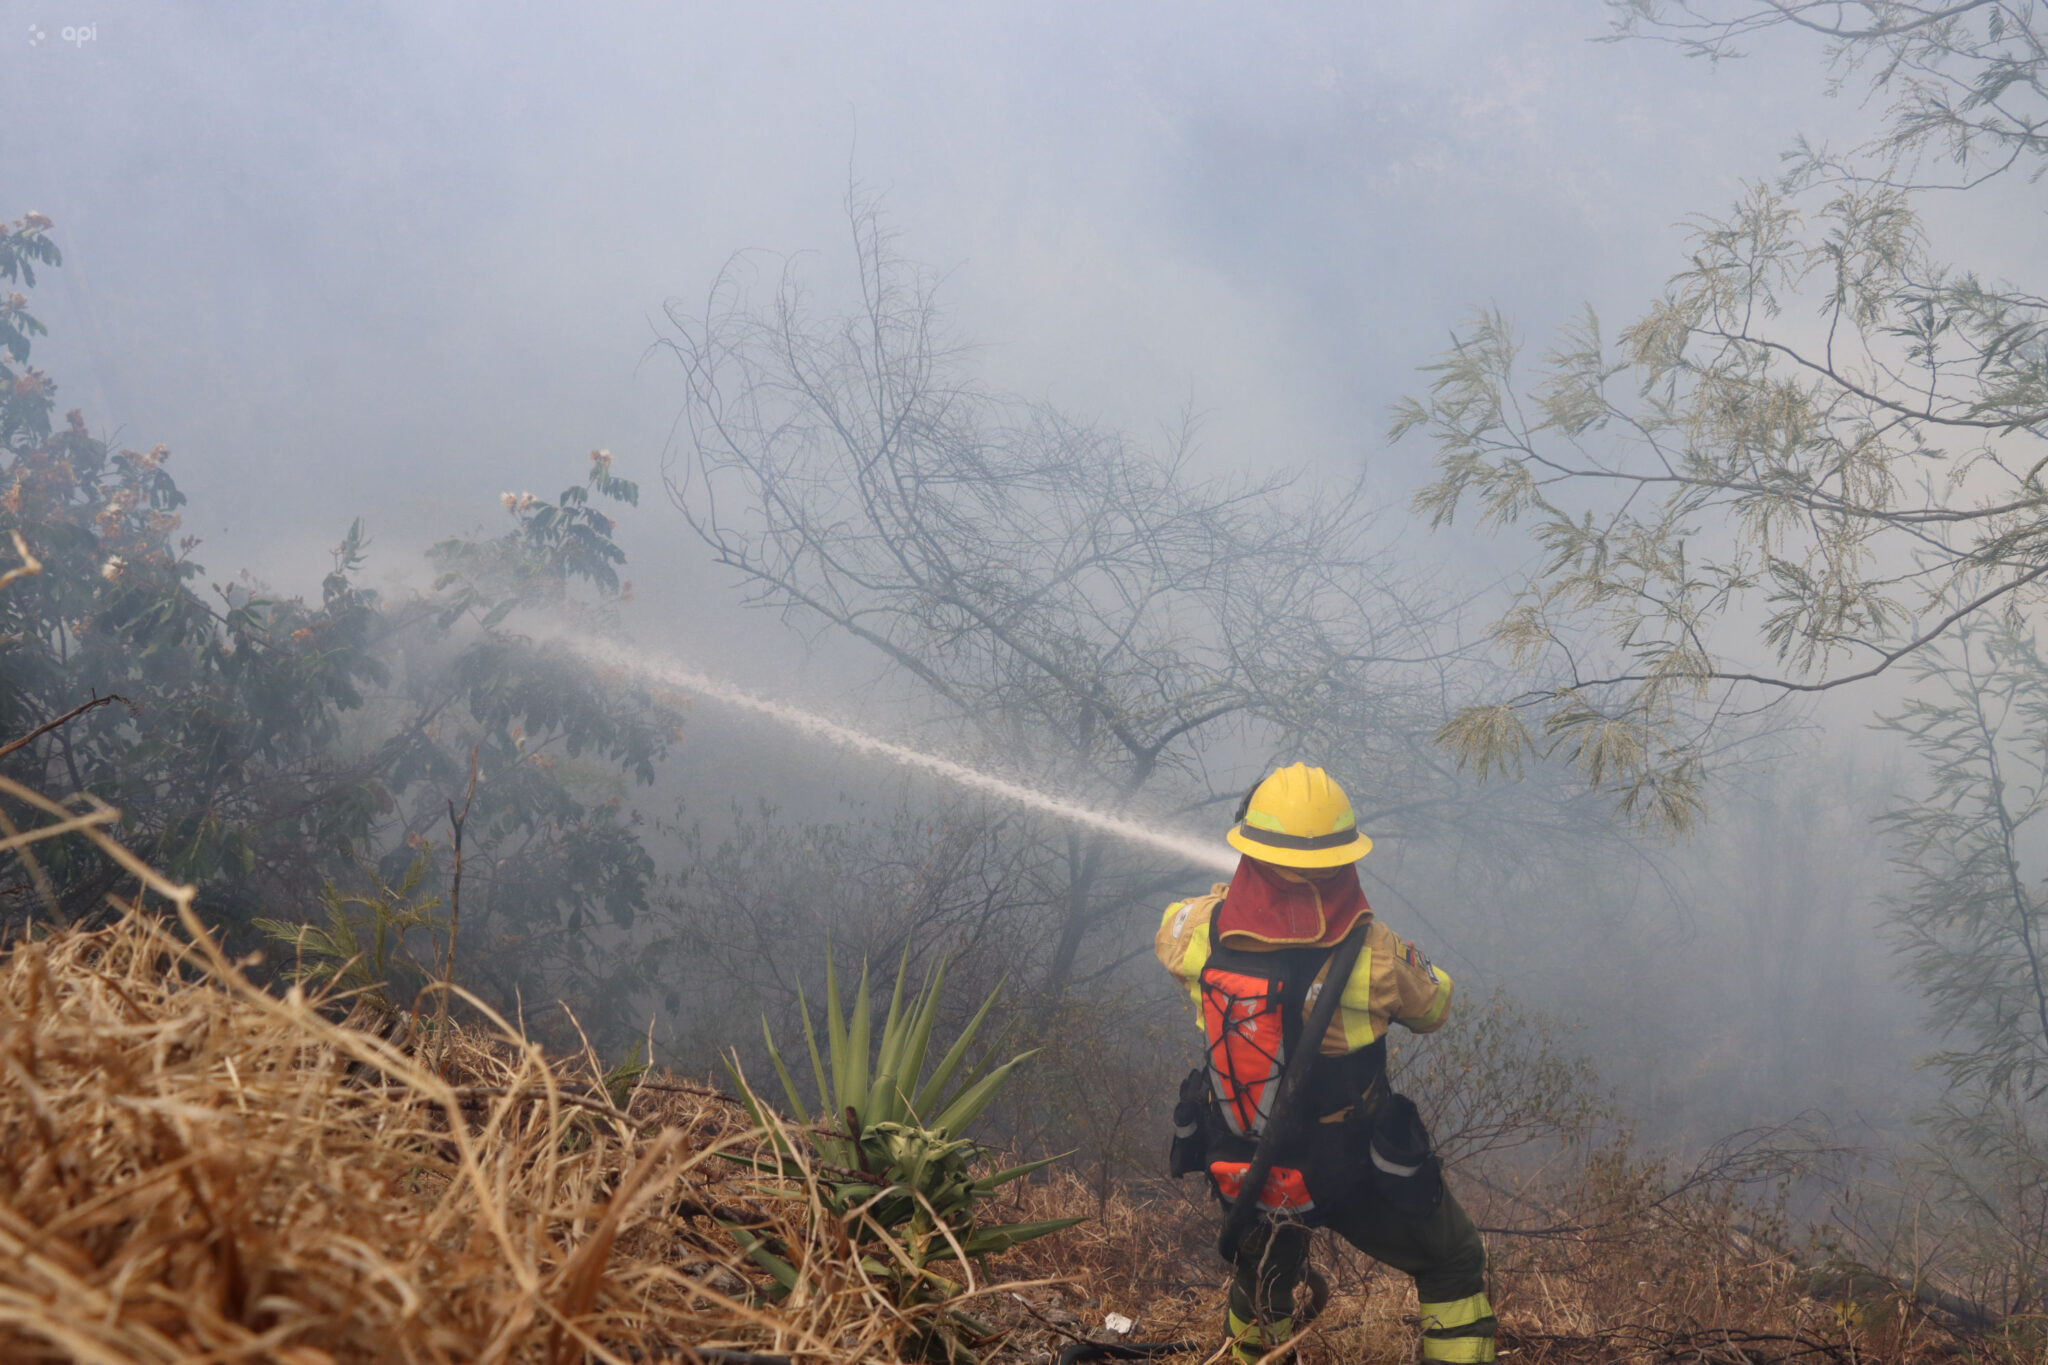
[11,0,2021,1155]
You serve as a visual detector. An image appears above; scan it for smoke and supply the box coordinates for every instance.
[562,631,1239,875]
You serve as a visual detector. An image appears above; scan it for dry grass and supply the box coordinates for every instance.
[0,771,1067,1364]
[0,767,2028,1364]
[0,885,962,1363]
[987,1150,2006,1365]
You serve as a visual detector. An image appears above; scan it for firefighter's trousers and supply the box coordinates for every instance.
[1227,1183,1495,1364]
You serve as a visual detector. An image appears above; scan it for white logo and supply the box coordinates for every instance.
[61,23,97,46]
[27,24,47,45]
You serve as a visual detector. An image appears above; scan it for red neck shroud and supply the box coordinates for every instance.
[1215,855,1370,949]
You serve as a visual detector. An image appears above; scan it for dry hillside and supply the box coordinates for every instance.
[0,772,2019,1363]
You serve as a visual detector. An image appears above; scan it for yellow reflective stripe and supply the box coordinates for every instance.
[1418,1293,1493,1332]
[1162,897,1215,1021]
[1183,922,1213,978]
[1181,908,1214,1020]
[1338,1012,1376,1049]
[1420,1333,1494,1363]
[1227,1310,1293,1336]
[1409,968,1453,1029]
[1227,1310,1292,1347]
[1338,941,1374,1008]
[1337,1001,1376,1049]
[1334,941,1377,1050]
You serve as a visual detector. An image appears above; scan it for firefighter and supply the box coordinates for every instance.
[1155,763,1495,1364]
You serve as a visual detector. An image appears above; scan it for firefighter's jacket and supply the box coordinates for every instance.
[1155,884,1454,1061]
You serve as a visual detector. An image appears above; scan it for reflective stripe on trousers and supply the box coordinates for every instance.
[1419,1291,1496,1362]
[1225,1308,1294,1365]
[1420,1334,1495,1363]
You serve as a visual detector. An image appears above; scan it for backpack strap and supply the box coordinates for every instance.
[1216,917,1370,1262]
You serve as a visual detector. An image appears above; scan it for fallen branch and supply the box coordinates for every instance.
[633,1079,748,1105]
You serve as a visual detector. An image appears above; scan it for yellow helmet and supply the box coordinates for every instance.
[1225,763,1373,869]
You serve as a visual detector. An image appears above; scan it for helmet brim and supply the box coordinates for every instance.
[1225,825,1373,869]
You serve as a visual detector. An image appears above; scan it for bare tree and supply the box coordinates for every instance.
[658,197,1462,992]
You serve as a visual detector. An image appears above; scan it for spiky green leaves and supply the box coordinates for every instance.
[731,946,1079,1360]
[753,946,1029,1159]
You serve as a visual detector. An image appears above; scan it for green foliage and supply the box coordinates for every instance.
[1400,170,2044,832]
[1401,12,2048,1300]
[754,947,1038,1151]
[1608,2,2048,191]
[1401,9,2048,832]
[599,1038,651,1110]
[253,852,444,1017]
[1,213,60,377]
[430,449,639,613]
[0,215,680,1053]
[1873,618,2048,1316]
[732,946,1078,1361]
[1881,619,2048,1098]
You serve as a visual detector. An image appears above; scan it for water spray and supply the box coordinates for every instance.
[565,635,1237,874]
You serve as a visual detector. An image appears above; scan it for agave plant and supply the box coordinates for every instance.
[730,947,1079,1360]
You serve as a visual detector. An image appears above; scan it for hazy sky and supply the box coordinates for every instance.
[17,1,1999,1131]
[11,0,1882,641]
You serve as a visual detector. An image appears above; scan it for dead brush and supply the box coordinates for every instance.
[985,1140,2011,1365]
[0,767,2018,1365]
[1450,1132,1982,1365]
[990,1170,1426,1365]
[0,770,1060,1364]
